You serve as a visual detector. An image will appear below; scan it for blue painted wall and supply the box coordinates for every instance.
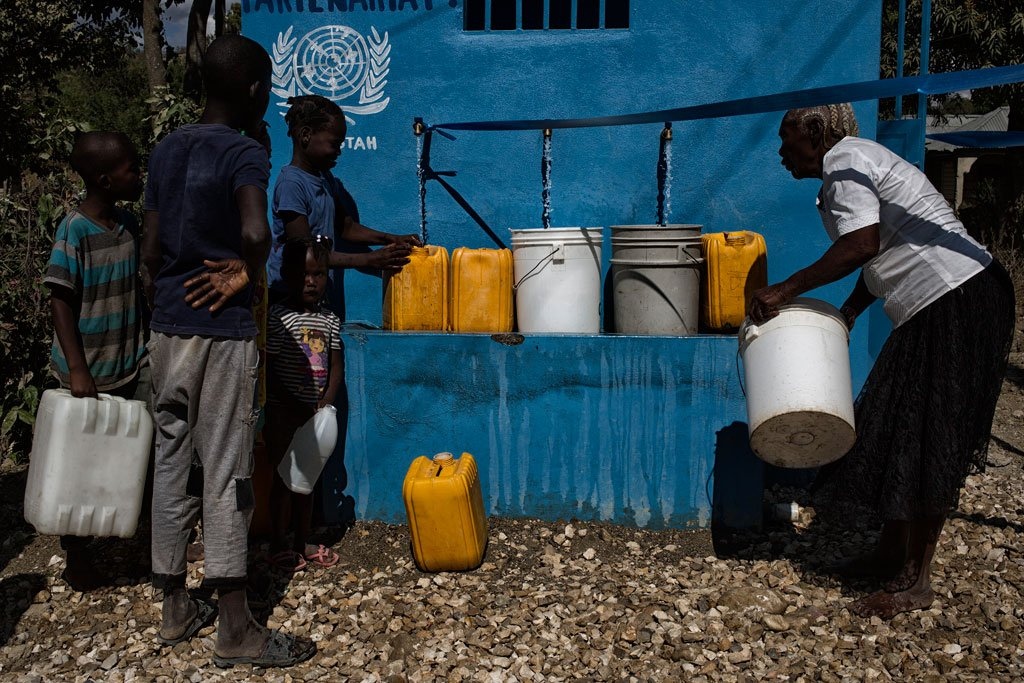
[246,2,884,527]
[323,331,756,529]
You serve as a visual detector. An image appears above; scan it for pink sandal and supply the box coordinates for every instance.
[304,544,340,568]
[269,550,307,573]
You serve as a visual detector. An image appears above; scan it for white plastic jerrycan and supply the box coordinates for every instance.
[277,405,339,494]
[24,389,154,537]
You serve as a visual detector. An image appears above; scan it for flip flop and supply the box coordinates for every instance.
[156,597,218,646]
[269,550,307,573]
[212,629,317,669]
[303,544,340,568]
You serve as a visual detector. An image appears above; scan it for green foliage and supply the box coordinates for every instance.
[0,1,135,181]
[880,0,1024,125]
[146,85,204,145]
[56,52,152,156]
[0,169,80,462]
[226,2,243,34]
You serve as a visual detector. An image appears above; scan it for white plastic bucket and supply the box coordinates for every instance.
[738,298,856,468]
[24,389,153,537]
[610,224,703,335]
[611,256,703,335]
[511,227,602,334]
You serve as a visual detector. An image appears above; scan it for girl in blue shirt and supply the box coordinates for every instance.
[268,95,420,314]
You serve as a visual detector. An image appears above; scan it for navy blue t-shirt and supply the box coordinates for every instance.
[144,124,270,338]
[268,164,363,320]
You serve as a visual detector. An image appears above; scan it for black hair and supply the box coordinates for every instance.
[202,34,272,103]
[281,236,332,280]
[69,132,136,184]
[284,95,345,137]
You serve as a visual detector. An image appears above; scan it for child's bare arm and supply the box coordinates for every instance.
[49,285,97,398]
[280,211,412,272]
[337,214,420,248]
[318,348,343,410]
[141,210,161,306]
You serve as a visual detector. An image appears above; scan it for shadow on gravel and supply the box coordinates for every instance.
[0,465,35,575]
[710,422,911,600]
[245,520,355,627]
[84,526,154,588]
[0,573,46,646]
[990,434,1024,459]
[1003,359,1024,391]
[716,509,888,601]
[950,510,1024,534]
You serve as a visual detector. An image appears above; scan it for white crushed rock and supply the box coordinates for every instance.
[3,361,1024,681]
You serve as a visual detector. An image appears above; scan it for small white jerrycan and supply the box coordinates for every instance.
[24,389,153,537]
[277,405,339,494]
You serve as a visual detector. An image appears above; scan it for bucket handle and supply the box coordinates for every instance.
[513,246,561,291]
[735,348,746,398]
[677,244,701,265]
[735,322,760,398]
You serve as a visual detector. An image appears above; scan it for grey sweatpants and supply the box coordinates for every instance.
[149,332,259,587]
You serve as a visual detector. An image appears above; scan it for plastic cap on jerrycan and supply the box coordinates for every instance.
[738,298,856,469]
[277,405,339,495]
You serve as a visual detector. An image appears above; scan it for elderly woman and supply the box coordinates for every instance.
[749,103,1015,619]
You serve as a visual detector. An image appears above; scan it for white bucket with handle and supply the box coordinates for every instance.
[738,298,856,468]
[511,227,602,334]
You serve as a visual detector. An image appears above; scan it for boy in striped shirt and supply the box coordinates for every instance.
[44,131,145,589]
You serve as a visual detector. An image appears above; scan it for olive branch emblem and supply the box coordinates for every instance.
[271,25,391,125]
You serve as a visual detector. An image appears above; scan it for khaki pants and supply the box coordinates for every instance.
[148,332,258,588]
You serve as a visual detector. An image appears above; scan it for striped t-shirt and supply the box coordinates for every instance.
[266,303,341,407]
[44,209,145,391]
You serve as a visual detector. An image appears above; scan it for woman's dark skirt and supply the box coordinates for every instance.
[814,260,1016,522]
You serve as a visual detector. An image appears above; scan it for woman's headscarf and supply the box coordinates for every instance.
[783,103,860,149]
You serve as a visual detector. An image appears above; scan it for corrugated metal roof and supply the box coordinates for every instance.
[925,107,1009,151]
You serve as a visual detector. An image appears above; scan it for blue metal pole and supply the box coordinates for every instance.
[917,0,931,168]
[895,0,906,118]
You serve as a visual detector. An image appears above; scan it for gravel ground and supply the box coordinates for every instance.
[3,356,1024,682]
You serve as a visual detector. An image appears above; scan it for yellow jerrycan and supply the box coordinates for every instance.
[402,452,488,572]
[700,231,767,332]
[383,245,449,331]
[450,247,514,333]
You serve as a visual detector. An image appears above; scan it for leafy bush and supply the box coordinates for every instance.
[56,52,152,156]
[146,85,203,146]
[0,170,80,461]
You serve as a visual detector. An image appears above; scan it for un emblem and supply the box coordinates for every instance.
[272,25,391,124]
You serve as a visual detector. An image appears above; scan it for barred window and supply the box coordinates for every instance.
[464,0,630,31]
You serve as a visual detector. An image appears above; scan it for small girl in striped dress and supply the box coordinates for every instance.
[265,237,342,571]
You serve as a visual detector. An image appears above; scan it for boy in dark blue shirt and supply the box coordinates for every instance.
[141,34,314,668]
